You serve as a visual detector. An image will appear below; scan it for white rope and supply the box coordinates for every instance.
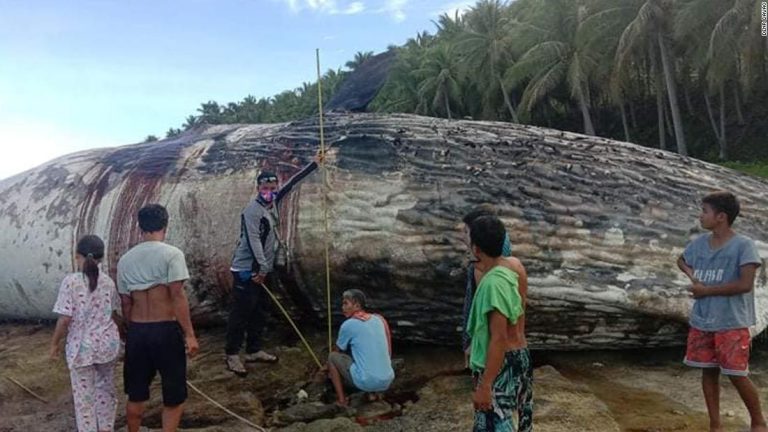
[186,380,269,431]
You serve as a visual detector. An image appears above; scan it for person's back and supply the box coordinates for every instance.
[117,204,198,432]
[50,234,121,432]
[118,241,187,322]
[338,315,395,392]
[58,272,121,365]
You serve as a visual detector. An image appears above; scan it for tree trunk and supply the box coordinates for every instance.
[444,92,453,120]
[719,84,727,160]
[664,99,674,139]
[498,75,520,123]
[733,84,745,125]
[629,101,637,130]
[657,33,687,155]
[684,85,694,115]
[577,90,596,135]
[704,90,723,155]
[620,102,631,142]
[649,41,666,150]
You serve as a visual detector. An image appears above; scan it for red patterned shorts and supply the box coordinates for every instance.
[684,327,751,376]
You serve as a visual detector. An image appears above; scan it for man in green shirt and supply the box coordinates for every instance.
[466,215,525,432]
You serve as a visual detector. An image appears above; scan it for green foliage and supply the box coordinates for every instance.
[720,162,768,179]
[170,0,767,162]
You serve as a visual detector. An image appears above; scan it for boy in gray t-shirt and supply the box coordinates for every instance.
[677,191,766,432]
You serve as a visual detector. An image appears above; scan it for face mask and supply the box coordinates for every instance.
[260,191,276,203]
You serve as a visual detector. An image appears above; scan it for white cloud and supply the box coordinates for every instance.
[435,1,474,17]
[380,0,408,22]
[276,0,365,15]
[343,1,365,14]
[0,119,119,181]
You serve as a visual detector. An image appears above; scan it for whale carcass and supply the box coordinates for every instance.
[1,113,766,349]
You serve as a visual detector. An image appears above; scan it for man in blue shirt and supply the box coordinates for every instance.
[677,191,767,432]
[326,289,394,406]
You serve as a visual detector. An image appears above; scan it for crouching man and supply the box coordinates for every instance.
[326,289,394,406]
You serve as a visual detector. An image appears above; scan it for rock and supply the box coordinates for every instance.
[3,113,768,348]
[297,389,309,403]
[726,410,736,417]
[326,51,396,112]
[534,366,621,432]
[277,417,363,432]
[391,358,405,373]
[356,400,395,420]
[275,402,339,424]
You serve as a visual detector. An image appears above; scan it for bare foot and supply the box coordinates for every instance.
[709,427,723,432]
[335,397,350,408]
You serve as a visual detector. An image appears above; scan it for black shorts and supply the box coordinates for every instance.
[124,321,187,406]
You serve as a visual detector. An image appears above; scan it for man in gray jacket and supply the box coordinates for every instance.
[226,151,323,376]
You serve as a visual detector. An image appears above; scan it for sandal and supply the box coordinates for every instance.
[226,355,248,377]
[244,350,279,364]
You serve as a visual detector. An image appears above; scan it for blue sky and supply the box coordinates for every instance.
[0,0,474,180]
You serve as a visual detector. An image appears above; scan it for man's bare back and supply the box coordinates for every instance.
[474,256,528,350]
[126,284,177,322]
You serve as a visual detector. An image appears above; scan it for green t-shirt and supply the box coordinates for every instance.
[466,265,523,372]
[117,241,190,294]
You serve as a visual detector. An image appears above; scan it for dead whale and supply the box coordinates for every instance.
[1,113,766,349]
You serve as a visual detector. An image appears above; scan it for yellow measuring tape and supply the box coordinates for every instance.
[260,51,332,371]
[316,48,333,355]
[260,282,323,368]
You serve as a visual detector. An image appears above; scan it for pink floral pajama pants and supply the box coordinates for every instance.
[69,361,117,432]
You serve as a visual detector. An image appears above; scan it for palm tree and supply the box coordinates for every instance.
[183,115,199,130]
[345,51,375,71]
[615,0,687,155]
[506,0,598,135]
[165,128,182,139]
[459,0,519,122]
[433,10,465,42]
[415,44,464,118]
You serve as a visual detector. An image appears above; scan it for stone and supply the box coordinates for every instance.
[275,402,339,424]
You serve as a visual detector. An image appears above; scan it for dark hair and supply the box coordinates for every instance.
[703,191,740,226]
[138,204,169,233]
[469,216,506,258]
[257,171,279,185]
[76,235,105,292]
[462,204,499,225]
[342,289,367,309]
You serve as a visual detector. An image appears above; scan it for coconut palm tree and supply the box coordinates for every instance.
[506,0,599,134]
[459,0,519,122]
[616,0,687,155]
[415,44,464,118]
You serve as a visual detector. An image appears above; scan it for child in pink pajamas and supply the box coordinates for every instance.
[50,235,122,432]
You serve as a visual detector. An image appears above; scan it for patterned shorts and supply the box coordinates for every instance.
[684,327,751,376]
[473,348,533,432]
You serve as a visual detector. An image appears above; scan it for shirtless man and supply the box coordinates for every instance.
[466,215,532,432]
[118,204,199,432]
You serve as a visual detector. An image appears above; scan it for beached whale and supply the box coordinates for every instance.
[1,113,766,349]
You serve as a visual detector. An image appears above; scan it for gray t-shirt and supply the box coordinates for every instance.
[117,241,190,295]
[683,233,762,331]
